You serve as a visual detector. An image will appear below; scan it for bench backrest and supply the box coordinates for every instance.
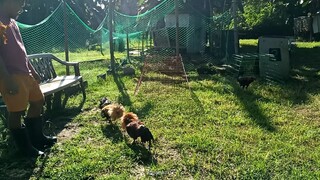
[27,54,57,83]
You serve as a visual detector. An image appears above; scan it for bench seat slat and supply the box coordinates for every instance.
[40,75,83,96]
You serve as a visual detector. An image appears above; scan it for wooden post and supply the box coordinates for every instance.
[109,0,115,73]
[209,1,214,54]
[63,0,70,74]
[141,33,144,56]
[126,31,130,62]
[232,0,239,55]
[175,0,180,57]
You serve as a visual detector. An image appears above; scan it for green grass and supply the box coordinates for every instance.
[1,40,320,179]
[52,49,129,62]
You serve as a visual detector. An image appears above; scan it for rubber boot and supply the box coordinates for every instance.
[10,127,44,157]
[24,116,57,150]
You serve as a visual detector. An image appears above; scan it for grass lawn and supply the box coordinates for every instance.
[1,40,320,179]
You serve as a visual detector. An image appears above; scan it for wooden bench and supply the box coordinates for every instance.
[0,53,86,122]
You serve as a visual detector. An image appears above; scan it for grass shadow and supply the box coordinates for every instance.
[101,123,124,143]
[131,101,154,120]
[112,73,132,106]
[0,104,81,179]
[240,43,320,105]
[0,155,37,179]
[226,76,277,131]
[125,139,157,165]
[189,89,205,113]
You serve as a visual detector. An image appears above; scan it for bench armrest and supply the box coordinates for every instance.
[51,56,81,76]
[28,53,81,76]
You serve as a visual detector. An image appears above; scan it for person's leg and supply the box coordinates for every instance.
[26,99,43,118]
[7,111,24,129]
[9,111,43,157]
[24,75,57,150]
[1,75,43,157]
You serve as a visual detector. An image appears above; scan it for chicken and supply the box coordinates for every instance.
[99,97,112,109]
[121,112,154,150]
[121,112,141,130]
[139,126,154,151]
[101,104,125,123]
[237,76,256,89]
[196,63,216,75]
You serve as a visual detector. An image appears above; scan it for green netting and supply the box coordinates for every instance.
[16,0,234,62]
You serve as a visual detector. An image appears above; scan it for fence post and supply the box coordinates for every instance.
[63,0,70,75]
[232,0,239,55]
[175,0,180,57]
[126,31,130,62]
[109,0,115,73]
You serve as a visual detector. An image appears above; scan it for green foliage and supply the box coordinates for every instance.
[240,1,275,30]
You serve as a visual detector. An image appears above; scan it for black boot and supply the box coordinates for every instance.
[24,116,57,150]
[10,127,44,157]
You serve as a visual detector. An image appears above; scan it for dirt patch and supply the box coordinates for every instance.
[57,123,82,142]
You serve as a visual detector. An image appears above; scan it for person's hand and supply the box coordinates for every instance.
[4,77,19,95]
[32,72,41,84]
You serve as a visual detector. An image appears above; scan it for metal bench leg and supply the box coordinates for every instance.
[52,92,62,111]
[80,80,86,100]
[79,80,87,109]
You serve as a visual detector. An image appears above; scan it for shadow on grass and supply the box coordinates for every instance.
[0,155,37,179]
[189,73,276,131]
[132,101,154,120]
[125,139,158,165]
[101,123,124,143]
[0,138,57,179]
[189,89,205,113]
[224,76,277,131]
[0,106,81,180]
[112,73,132,106]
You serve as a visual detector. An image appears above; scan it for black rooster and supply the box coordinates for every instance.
[126,123,154,151]
[237,76,256,89]
[99,97,112,109]
[122,113,154,151]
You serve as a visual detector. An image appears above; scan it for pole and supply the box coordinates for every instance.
[126,31,130,63]
[232,0,239,55]
[109,0,115,73]
[141,33,144,56]
[175,0,180,57]
[63,0,70,74]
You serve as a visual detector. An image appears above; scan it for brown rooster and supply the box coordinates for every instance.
[121,112,154,150]
[101,104,125,123]
[237,76,256,89]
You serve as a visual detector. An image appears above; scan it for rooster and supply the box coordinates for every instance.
[237,76,256,89]
[121,112,154,151]
[101,104,125,123]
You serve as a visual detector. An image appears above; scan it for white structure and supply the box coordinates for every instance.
[258,37,291,81]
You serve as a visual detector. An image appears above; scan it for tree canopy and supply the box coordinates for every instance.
[16,0,320,37]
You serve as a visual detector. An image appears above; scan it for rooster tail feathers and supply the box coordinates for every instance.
[109,104,125,120]
[101,103,125,121]
[140,126,154,143]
